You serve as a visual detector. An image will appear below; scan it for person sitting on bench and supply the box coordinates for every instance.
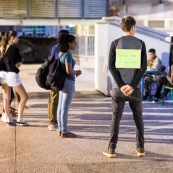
[143,48,162,99]
[152,64,173,103]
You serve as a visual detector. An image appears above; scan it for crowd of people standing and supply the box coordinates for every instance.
[0,18,172,159]
[0,29,82,138]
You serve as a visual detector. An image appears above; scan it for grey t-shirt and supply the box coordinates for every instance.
[109,36,147,89]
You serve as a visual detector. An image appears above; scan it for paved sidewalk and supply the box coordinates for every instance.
[0,64,173,173]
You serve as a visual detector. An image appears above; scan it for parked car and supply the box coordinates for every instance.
[18,37,57,63]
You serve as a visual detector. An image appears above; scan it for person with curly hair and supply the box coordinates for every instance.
[57,33,82,138]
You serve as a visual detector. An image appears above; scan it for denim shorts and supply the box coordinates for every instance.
[6,72,21,87]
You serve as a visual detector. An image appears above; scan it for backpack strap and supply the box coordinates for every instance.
[58,52,64,60]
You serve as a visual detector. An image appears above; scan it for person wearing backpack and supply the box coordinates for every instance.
[57,34,82,138]
[47,30,69,131]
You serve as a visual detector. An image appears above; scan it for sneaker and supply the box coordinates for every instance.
[152,98,159,103]
[132,148,145,157]
[7,121,16,126]
[102,148,116,158]
[16,119,29,126]
[1,113,9,123]
[12,118,16,122]
[48,124,57,131]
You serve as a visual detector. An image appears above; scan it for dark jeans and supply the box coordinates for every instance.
[155,76,171,98]
[144,75,154,97]
[109,88,144,150]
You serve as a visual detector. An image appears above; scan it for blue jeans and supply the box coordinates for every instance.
[57,78,75,134]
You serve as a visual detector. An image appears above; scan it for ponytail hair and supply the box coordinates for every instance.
[0,30,18,58]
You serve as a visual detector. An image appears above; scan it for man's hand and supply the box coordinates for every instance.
[120,85,128,96]
[121,85,134,96]
[126,86,134,96]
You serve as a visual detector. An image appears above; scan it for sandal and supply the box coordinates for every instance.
[61,132,77,138]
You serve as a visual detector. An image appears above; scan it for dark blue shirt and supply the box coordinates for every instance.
[50,44,59,61]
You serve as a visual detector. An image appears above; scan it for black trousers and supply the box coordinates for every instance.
[144,75,154,97]
[109,88,144,150]
[155,76,171,98]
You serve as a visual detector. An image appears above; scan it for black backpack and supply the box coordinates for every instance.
[46,53,67,91]
[35,47,58,90]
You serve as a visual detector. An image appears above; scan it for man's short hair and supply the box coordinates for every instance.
[148,48,156,54]
[58,29,69,34]
[120,16,136,32]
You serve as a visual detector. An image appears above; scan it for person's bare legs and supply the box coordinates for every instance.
[13,84,28,121]
[1,83,12,122]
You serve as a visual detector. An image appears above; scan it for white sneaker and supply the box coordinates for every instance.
[1,113,9,123]
[16,119,29,126]
[48,124,58,131]
[152,98,159,104]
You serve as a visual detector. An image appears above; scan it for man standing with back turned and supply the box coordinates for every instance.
[102,16,147,158]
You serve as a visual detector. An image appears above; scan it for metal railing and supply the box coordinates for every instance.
[75,35,95,57]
